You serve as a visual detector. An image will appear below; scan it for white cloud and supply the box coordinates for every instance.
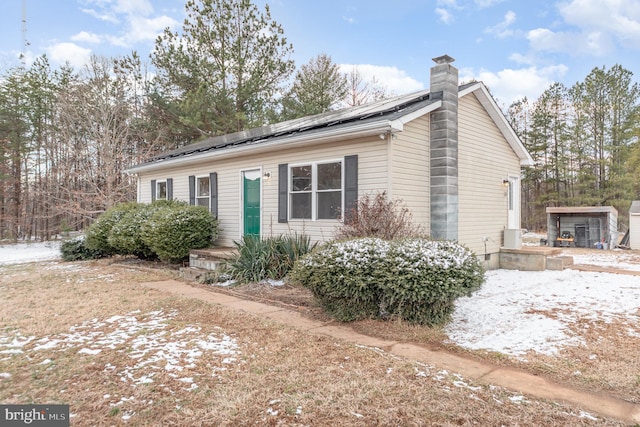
[474,0,505,7]
[339,64,424,95]
[80,8,119,24]
[127,15,177,43]
[113,0,153,16]
[558,0,640,48]
[76,0,178,50]
[46,42,92,68]
[527,27,614,56]
[526,0,640,57]
[435,7,455,24]
[460,64,568,106]
[71,31,102,44]
[484,10,517,38]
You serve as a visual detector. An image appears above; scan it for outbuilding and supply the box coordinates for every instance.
[630,201,640,250]
[546,206,618,249]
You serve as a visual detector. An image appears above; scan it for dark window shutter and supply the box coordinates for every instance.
[344,155,358,223]
[188,175,195,205]
[151,180,156,202]
[278,163,288,223]
[209,172,218,217]
[166,178,173,200]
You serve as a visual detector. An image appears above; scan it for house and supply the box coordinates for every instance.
[125,55,533,268]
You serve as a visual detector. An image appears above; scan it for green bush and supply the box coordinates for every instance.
[288,238,391,321]
[289,237,484,325]
[106,201,182,260]
[379,239,484,325]
[85,202,140,255]
[225,233,316,283]
[61,237,108,261]
[141,204,218,263]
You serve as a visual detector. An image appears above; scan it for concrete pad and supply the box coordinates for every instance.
[222,299,286,315]
[261,310,325,331]
[390,343,494,378]
[310,325,396,349]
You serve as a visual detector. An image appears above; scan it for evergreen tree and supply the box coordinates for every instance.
[152,0,295,145]
[280,53,348,120]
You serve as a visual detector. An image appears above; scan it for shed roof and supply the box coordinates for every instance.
[630,201,640,215]
[546,206,619,216]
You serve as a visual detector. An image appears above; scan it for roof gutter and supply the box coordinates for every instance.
[125,120,399,174]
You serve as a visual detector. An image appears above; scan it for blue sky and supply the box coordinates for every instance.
[1,0,639,107]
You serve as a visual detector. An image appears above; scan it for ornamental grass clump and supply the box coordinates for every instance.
[225,233,317,283]
[289,237,484,325]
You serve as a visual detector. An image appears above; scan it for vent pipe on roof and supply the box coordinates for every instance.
[429,54,459,241]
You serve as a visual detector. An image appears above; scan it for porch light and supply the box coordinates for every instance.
[502,179,510,187]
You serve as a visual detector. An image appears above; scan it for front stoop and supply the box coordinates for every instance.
[180,247,237,282]
[547,256,574,271]
[189,247,236,271]
[499,247,574,271]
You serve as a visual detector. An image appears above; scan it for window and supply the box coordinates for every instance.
[196,176,210,207]
[289,161,342,220]
[156,181,167,200]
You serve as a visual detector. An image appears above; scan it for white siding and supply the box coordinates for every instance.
[458,93,521,257]
[137,136,389,246]
[631,215,640,250]
[389,116,430,228]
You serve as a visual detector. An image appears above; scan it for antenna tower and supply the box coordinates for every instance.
[20,0,28,65]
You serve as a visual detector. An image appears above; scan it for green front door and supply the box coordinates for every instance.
[243,170,261,237]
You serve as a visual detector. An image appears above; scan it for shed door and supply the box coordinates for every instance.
[242,170,261,237]
[507,176,520,229]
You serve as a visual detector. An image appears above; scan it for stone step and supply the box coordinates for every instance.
[189,247,236,271]
[180,266,209,281]
[546,256,574,271]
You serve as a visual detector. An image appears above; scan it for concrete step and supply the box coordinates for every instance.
[546,256,574,271]
[189,247,236,271]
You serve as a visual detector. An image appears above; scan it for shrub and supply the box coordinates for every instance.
[289,237,484,325]
[335,191,424,240]
[288,238,391,321]
[85,202,140,255]
[106,201,183,260]
[141,204,218,263]
[379,239,484,325]
[225,233,316,283]
[61,236,108,261]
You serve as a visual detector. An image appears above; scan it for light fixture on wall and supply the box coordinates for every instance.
[502,179,510,187]
[379,133,386,140]
[263,171,272,180]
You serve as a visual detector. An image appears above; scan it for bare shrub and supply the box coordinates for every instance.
[335,191,424,240]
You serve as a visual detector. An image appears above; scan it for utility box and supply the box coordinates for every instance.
[503,229,522,249]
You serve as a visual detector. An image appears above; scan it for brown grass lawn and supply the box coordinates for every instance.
[0,258,631,426]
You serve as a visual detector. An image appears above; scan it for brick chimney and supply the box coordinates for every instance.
[429,54,458,241]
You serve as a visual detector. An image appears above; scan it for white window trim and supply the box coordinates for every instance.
[195,175,210,207]
[156,180,167,200]
[289,159,343,221]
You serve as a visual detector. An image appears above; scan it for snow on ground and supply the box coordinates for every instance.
[445,268,640,357]
[1,241,639,359]
[0,240,62,265]
[0,310,240,401]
